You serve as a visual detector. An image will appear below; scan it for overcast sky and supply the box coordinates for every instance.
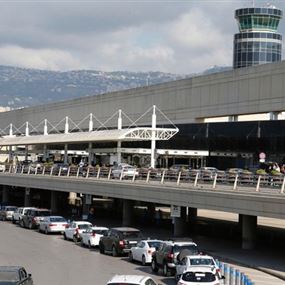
[0,0,284,74]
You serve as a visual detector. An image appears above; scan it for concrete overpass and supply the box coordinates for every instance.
[1,171,285,249]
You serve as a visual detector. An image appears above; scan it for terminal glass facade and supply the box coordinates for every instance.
[233,7,282,69]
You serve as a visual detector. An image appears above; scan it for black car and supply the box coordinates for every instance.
[151,240,198,276]
[0,266,33,284]
[99,227,143,257]
[21,208,51,229]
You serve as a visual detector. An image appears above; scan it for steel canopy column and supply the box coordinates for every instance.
[43,144,47,162]
[117,109,122,164]
[88,142,93,166]
[241,214,257,250]
[151,105,156,168]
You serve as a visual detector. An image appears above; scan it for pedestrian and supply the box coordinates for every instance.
[87,207,96,225]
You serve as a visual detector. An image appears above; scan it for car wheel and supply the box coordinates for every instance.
[28,222,33,229]
[175,274,180,281]
[12,218,16,224]
[73,235,78,243]
[88,241,92,249]
[151,259,158,273]
[128,252,133,262]
[63,233,67,240]
[45,228,48,235]
[81,240,85,247]
[112,246,118,257]
[163,262,169,277]
[20,220,24,228]
[99,242,105,254]
[142,255,146,266]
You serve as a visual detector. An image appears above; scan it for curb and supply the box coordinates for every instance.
[210,253,285,282]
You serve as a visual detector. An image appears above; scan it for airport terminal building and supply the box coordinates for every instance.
[0,6,285,170]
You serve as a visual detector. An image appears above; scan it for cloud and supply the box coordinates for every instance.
[0,1,283,73]
[0,45,83,70]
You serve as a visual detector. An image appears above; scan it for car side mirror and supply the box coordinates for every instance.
[220,276,225,280]
[28,274,32,277]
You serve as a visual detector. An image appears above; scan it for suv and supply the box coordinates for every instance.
[99,227,143,257]
[0,206,18,221]
[12,207,36,224]
[151,240,198,276]
[21,208,51,229]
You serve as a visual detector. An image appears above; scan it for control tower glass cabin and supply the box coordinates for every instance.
[233,7,282,69]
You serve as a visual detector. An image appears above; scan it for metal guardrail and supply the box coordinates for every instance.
[217,261,255,285]
[1,165,285,194]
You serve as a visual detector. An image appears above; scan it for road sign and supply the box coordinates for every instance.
[170,205,181,217]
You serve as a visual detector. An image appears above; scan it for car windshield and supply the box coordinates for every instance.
[122,231,142,239]
[0,272,19,281]
[50,217,66,222]
[190,258,215,266]
[94,229,108,235]
[147,241,162,249]
[182,272,216,282]
[36,211,51,216]
[6,207,17,211]
[78,224,91,230]
[173,244,198,254]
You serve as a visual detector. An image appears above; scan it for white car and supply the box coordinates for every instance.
[63,221,92,242]
[12,207,36,224]
[0,164,5,172]
[129,239,163,265]
[107,275,160,285]
[0,206,18,221]
[80,226,108,248]
[39,216,68,234]
[177,266,224,285]
[175,255,221,281]
[112,163,139,178]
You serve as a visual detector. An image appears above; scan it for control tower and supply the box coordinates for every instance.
[233,6,282,69]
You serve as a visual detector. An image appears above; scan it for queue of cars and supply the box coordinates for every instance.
[0,205,225,285]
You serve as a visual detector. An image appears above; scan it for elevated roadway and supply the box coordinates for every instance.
[0,172,285,220]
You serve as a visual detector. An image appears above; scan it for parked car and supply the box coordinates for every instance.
[12,207,36,224]
[199,167,218,181]
[129,239,163,265]
[20,208,51,229]
[63,221,92,242]
[177,266,224,285]
[0,164,6,172]
[0,266,33,285]
[175,255,221,281]
[170,164,191,171]
[112,163,139,179]
[107,275,160,285]
[0,206,18,221]
[39,216,68,234]
[151,240,198,276]
[99,227,143,256]
[80,226,109,248]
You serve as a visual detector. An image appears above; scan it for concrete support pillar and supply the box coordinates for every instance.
[68,192,77,206]
[25,146,29,161]
[122,199,133,226]
[50,191,58,214]
[64,144,68,165]
[173,206,187,237]
[228,115,238,122]
[241,214,257,250]
[2,185,9,204]
[88,142,94,166]
[9,146,13,163]
[188,207,197,224]
[24,188,31,207]
[269,111,279,121]
[43,144,48,162]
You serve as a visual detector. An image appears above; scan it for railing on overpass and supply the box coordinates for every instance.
[1,164,285,195]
